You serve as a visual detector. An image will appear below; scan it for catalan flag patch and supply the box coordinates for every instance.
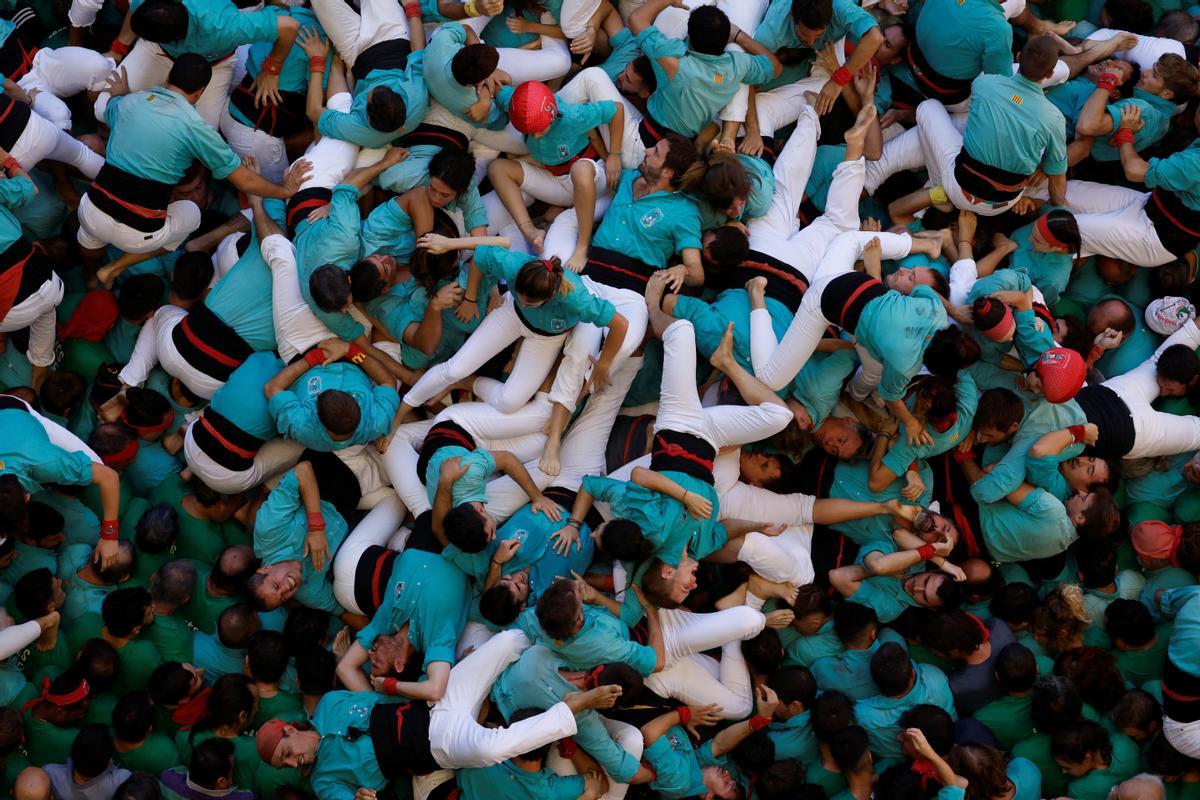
[1011,94,1023,105]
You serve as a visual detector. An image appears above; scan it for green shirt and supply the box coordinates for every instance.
[427,24,506,128]
[116,733,179,776]
[972,693,1034,750]
[856,286,948,401]
[1146,135,1200,211]
[474,245,616,333]
[1065,733,1140,800]
[496,86,615,166]
[317,52,428,148]
[981,487,1076,563]
[516,605,658,676]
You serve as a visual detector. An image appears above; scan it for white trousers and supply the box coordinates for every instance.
[1165,716,1200,760]
[183,422,304,495]
[749,231,914,391]
[915,99,1021,216]
[547,716,642,800]
[19,47,115,131]
[332,495,408,615]
[0,273,63,367]
[1032,180,1176,267]
[262,234,335,363]
[77,194,202,254]
[0,619,42,661]
[518,157,609,208]
[556,67,645,170]
[1103,319,1200,459]
[1086,28,1184,70]
[746,105,820,245]
[95,41,234,129]
[714,0,771,124]
[119,304,224,398]
[220,108,288,185]
[10,101,103,177]
[311,0,409,68]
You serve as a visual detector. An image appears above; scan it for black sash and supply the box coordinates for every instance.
[353,544,400,616]
[720,250,807,313]
[0,6,40,81]
[416,420,477,483]
[1074,384,1136,458]
[352,38,412,82]
[819,272,886,333]
[584,246,657,293]
[399,123,470,152]
[906,39,973,106]
[637,107,685,148]
[953,149,1030,205]
[649,430,716,485]
[513,300,567,337]
[1164,656,1200,723]
[0,236,50,310]
[1145,187,1200,258]
[228,73,308,139]
[191,407,265,472]
[543,486,605,531]
[0,94,30,152]
[170,302,253,383]
[286,186,333,237]
[367,700,438,778]
[88,162,174,233]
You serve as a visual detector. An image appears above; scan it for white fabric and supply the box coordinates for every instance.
[0,273,63,367]
[182,423,304,495]
[77,194,202,254]
[94,41,235,128]
[263,234,336,362]
[118,304,224,399]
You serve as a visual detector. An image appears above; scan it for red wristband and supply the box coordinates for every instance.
[347,343,367,365]
[916,543,936,561]
[308,57,327,74]
[1109,127,1135,146]
[110,38,131,57]
[404,1,422,17]
[2,157,20,175]
[261,56,283,75]
[749,715,771,732]
[953,448,977,462]
[676,706,692,724]
[100,520,120,541]
[831,66,852,86]
[1095,72,1120,93]
[381,677,400,694]
[557,737,578,758]
[306,511,325,530]
[305,349,326,368]
[1067,424,1088,443]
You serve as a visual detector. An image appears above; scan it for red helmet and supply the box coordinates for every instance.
[1036,347,1086,403]
[509,81,558,135]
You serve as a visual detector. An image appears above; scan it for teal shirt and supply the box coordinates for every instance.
[789,344,859,428]
[1147,137,1200,211]
[767,711,818,764]
[0,410,93,495]
[643,726,719,799]
[492,646,640,782]
[516,605,658,676]
[308,691,390,800]
[1008,757,1042,800]
[963,73,1068,176]
[599,28,642,81]
[811,629,908,699]
[253,469,348,613]
[980,487,1075,562]
[208,352,284,442]
[1089,89,1176,162]
[204,233,277,352]
[459,760,584,800]
[426,24,506,128]
[828,459,934,545]
[780,620,842,667]
[1094,296,1161,378]
[857,663,956,762]
[1065,733,1140,800]
[1047,77,1095,138]
[317,52,428,148]
[360,197,416,265]
[0,176,34,251]
[856,286,947,401]
[694,153,775,229]
[356,548,469,668]
[228,7,326,129]
[268,362,401,451]
[192,632,245,683]
[1161,587,1200,675]
[848,576,921,623]
[425,446,495,507]
[129,0,281,61]
[591,169,702,267]
[475,245,616,333]
[0,542,56,588]
[105,88,241,183]
[971,399,1086,504]
[292,184,367,341]
[672,289,792,379]
[882,372,978,476]
[914,0,1012,80]
[1007,217,1074,306]
[496,86,616,166]
[755,0,878,90]
[582,473,726,565]
[637,25,773,137]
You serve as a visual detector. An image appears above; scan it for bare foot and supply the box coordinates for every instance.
[745,276,767,307]
[911,229,945,260]
[96,263,118,290]
[539,436,562,477]
[844,103,877,148]
[957,209,977,244]
[565,685,623,712]
[708,323,738,375]
[520,222,546,254]
[765,609,796,629]
[748,573,799,605]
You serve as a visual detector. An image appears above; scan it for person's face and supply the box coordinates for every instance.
[183,663,206,696]
[792,610,829,636]
[793,20,826,46]
[1157,375,1192,397]
[1138,62,1168,96]
[664,557,700,604]
[1066,491,1095,526]
[368,632,415,677]
[274,730,320,770]
[255,562,302,609]
[904,571,947,607]
[1061,456,1108,491]
[914,511,958,545]
[1087,59,1133,88]
[974,425,1011,446]
[639,138,671,182]
[616,61,649,97]
[367,254,398,286]
[885,267,918,294]
[879,0,908,14]
[427,177,458,209]
[1055,756,1092,778]
[876,25,908,66]
[739,452,782,487]
[702,765,739,799]
[36,530,66,549]
[724,195,747,220]
[1029,217,1066,254]
[814,418,864,461]
[496,570,531,604]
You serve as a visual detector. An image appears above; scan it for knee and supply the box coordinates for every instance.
[489,389,527,414]
[569,159,596,184]
[718,693,754,720]
[444,355,477,382]
[727,606,767,639]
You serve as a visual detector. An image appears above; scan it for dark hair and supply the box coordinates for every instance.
[1150,258,1195,296]
[743,628,784,676]
[995,642,1038,693]
[870,642,913,696]
[687,4,731,54]
[791,0,833,30]
[1018,34,1060,81]
[661,134,705,192]
[1051,720,1113,766]
[1074,486,1120,540]
[124,387,172,430]
[730,729,775,777]
[990,581,1039,627]
[972,296,1009,333]
[366,86,408,133]
[26,501,63,540]
[1030,675,1082,734]
[172,251,215,301]
[594,519,648,562]
[119,275,167,322]
[0,473,27,534]
[135,503,179,555]
[706,226,750,273]
[874,762,928,800]
[947,744,1012,800]
[316,390,361,436]
[1158,343,1199,387]
[349,259,387,304]
[72,724,116,779]
[594,663,645,708]
[213,545,260,593]
[1154,8,1200,41]
[115,773,164,800]
[132,0,190,43]
[450,44,500,86]
[0,707,19,757]
[791,584,833,620]
[149,662,195,706]
[756,760,809,800]
[284,606,330,656]
[1055,646,1126,713]
[1075,538,1118,588]
[1042,209,1081,254]
[443,503,489,553]
[76,639,119,693]
[629,55,657,93]
[640,557,686,610]
[832,601,877,645]
[701,152,751,211]
[1105,598,1155,648]
[830,724,870,771]
[112,691,156,743]
[1156,52,1200,99]
[513,256,567,304]
[1112,689,1161,735]
[296,645,337,696]
[247,630,290,684]
[1146,732,1197,776]
[479,582,525,627]
[191,674,256,740]
[924,611,987,658]
[309,264,352,313]
[167,53,212,95]
[102,586,152,638]
[217,602,261,649]
[39,370,86,416]
[91,363,125,408]
[536,579,581,640]
[811,689,856,741]
[428,147,476,195]
[1178,522,1200,573]
[768,666,817,708]
[14,567,56,619]
[190,737,236,789]
[923,327,981,376]
[410,211,462,296]
[899,704,955,755]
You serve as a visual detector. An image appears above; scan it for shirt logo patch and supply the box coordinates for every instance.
[557,143,571,160]
[306,376,323,396]
[640,209,663,229]
[552,318,567,332]
[1011,94,1023,105]
[713,73,724,83]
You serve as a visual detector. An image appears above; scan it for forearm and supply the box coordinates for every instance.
[1046,172,1068,205]
[407,307,444,355]
[499,452,544,500]
[230,167,289,199]
[681,250,705,286]
[446,236,511,251]
[596,314,627,366]
[629,0,669,34]
[267,17,301,65]
[640,711,681,746]
[92,465,121,523]
[1119,142,1149,183]
[265,358,312,398]
[1029,428,1073,458]
[976,241,1017,276]
[187,212,251,253]
[293,461,323,517]
[306,63,326,124]
[843,29,883,75]
[865,547,923,577]
[712,719,755,758]
[887,398,919,428]
[631,466,687,502]
[353,338,399,386]
[1075,89,1113,137]
[336,645,372,692]
[645,610,665,672]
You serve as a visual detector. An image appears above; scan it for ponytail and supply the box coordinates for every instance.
[514,256,566,302]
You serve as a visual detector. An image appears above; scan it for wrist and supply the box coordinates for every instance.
[1095,72,1120,93]
[557,737,578,759]
[676,706,692,724]
[308,56,327,74]
[749,714,771,732]
[831,66,852,86]
[2,156,20,175]
[100,519,120,541]
[306,511,325,531]
[1110,127,1135,146]
[304,348,326,368]
[1067,424,1088,443]
[404,0,421,17]
[567,518,583,529]
[381,677,400,695]
[261,56,283,75]
[916,543,937,561]
[347,342,367,365]
[463,295,477,303]
[110,38,131,57]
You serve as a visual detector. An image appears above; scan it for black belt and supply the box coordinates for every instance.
[583,246,657,293]
[820,272,886,333]
[0,236,49,313]
[416,420,476,483]
[513,300,567,337]
[398,123,470,152]
[1145,187,1200,258]
[953,149,1030,205]
[726,250,807,313]
[352,38,412,82]
[1164,656,1200,723]
[906,39,973,106]
[191,406,265,472]
[87,162,174,233]
[286,186,333,237]
[170,302,253,383]
[1074,384,1136,458]
[228,73,308,139]
[649,430,715,485]
[637,107,686,148]
[543,486,605,531]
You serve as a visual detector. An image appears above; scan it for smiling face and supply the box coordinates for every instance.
[1138,62,1168,96]
[663,556,700,605]
[254,562,302,609]
[273,728,320,770]
[702,765,738,799]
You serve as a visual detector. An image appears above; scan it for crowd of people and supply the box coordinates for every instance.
[2,0,1200,796]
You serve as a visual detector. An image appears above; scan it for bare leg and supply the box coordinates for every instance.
[709,323,787,409]
[567,160,597,273]
[538,401,571,476]
[488,159,544,253]
[97,248,167,289]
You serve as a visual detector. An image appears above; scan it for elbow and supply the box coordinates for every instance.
[867,473,890,493]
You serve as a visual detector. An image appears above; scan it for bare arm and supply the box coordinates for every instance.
[336,642,373,692]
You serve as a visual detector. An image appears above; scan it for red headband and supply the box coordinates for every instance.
[120,408,175,437]
[543,259,556,273]
[100,438,140,466]
[22,676,89,713]
[1036,214,1069,251]
[966,612,990,644]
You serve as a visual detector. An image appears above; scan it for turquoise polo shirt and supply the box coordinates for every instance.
[637,25,773,137]
[591,169,703,267]
[129,0,280,61]
[1008,757,1042,800]
[208,352,284,442]
[811,629,908,699]
[643,726,719,799]
[1007,215,1074,306]
[105,88,241,183]
[191,632,244,684]
[694,153,775,229]
[856,285,947,402]
[427,24,506,129]
[828,459,933,546]
[308,691,390,800]
[582,473,726,565]
[882,372,978,477]
[424,445,495,507]
[252,469,348,613]
[497,86,615,166]
[966,271,1054,368]
[599,28,642,80]
[790,345,858,428]
[318,52,428,148]
[767,711,818,764]
[857,662,956,762]
[1147,137,1200,210]
[755,0,879,91]
[228,7,327,129]
[492,646,639,782]
[672,289,791,377]
[356,547,469,668]
[914,0,1012,80]
[780,620,842,667]
[459,761,584,800]
[475,245,616,333]
[971,399,1086,504]
[516,604,657,676]
[291,183,366,342]
[204,233,277,352]
[963,73,1068,177]
[1090,88,1176,162]
[1047,77,1095,138]
[980,487,1076,563]
[1161,586,1200,674]
[0,176,33,250]
[360,197,416,265]
[849,575,922,623]
[0,411,93,494]
[269,362,400,452]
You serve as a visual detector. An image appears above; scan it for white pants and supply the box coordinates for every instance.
[427,629,578,768]
[1036,180,1175,267]
[547,716,642,800]
[0,273,63,367]
[402,297,566,413]
[183,422,304,495]
[77,193,202,254]
[518,158,609,209]
[749,231,914,391]
[915,99,1022,216]
[482,355,643,520]
[1165,716,1200,760]
[19,47,115,131]
[742,66,837,136]
[262,234,335,363]
[94,41,235,129]
[658,319,793,448]
[296,92,360,192]
[332,495,408,615]
[556,67,645,169]
[496,36,572,84]
[1086,28,1184,70]
[746,105,820,244]
[10,102,103,177]
[312,0,409,68]
[1102,319,1200,459]
[220,108,288,185]
[119,304,224,398]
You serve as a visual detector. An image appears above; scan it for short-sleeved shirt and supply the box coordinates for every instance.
[882,371,978,476]
[914,0,1013,80]
[582,473,726,565]
[755,0,878,90]
[591,169,702,267]
[1066,734,1141,800]
[290,185,367,340]
[424,445,495,507]
[427,24,507,128]
[1146,137,1200,211]
[963,73,1068,177]
[973,693,1034,750]
[0,176,34,252]
[856,286,947,402]
[207,352,285,442]
[268,362,400,451]
[637,25,773,137]
[360,197,417,265]
[204,233,277,352]
[857,663,956,762]
[129,0,280,61]
[475,245,616,333]
[308,691,390,800]
[228,7,327,129]
[1007,215,1074,306]
[848,575,921,623]
[0,410,93,494]
[497,86,615,166]
[694,153,775,229]
[1089,89,1176,162]
[643,726,710,799]
[516,605,657,676]
[318,52,428,148]
[105,88,242,183]
[981,487,1076,563]
[458,760,585,800]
